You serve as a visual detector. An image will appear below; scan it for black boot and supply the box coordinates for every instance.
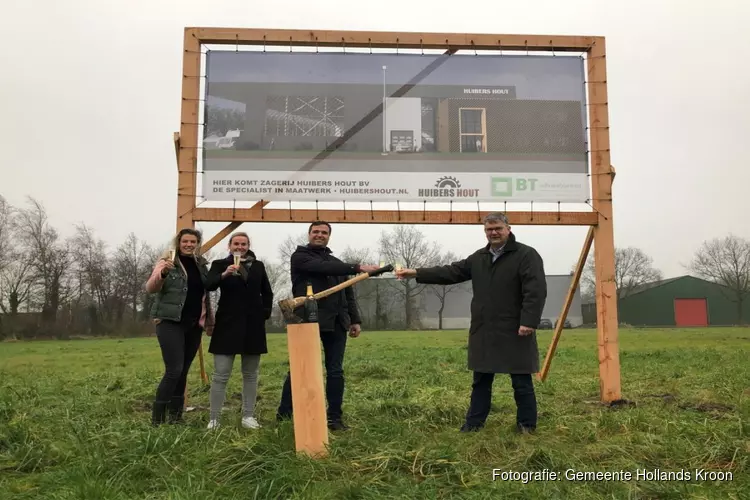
[151,400,169,426]
[167,397,185,424]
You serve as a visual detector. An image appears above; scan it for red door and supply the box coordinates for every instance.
[674,298,708,326]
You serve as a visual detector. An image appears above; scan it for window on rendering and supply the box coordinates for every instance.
[458,108,487,153]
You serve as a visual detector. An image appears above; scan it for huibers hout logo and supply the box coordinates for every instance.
[418,176,479,198]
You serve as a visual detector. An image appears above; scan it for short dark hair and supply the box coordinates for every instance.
[308,221,331,234]
[483,212,510,226]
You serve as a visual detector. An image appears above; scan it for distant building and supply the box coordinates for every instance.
[354,274,582,330]
[582,275,750,327]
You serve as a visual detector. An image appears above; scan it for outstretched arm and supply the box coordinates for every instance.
[410,256,473,285]
[291,251,361,276]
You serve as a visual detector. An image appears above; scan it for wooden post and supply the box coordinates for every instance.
[537,226,594,382]
[588,38,622,403]
[173,27,623,404]
[287,323,329,458]
[200,221,242,255]
[178,30,209,407]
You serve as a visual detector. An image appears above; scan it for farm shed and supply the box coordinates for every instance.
[616,275,749,327]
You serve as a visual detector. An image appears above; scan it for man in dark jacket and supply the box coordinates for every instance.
[396,212,547,434]
[276,221,379,430]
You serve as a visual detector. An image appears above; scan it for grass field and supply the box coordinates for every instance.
[1,328,748,499]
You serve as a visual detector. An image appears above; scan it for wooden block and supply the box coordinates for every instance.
[286,323,329,458]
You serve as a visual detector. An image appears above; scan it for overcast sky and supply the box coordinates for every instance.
[1,0,748,278]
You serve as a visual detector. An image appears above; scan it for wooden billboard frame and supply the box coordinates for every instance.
[174,27,622,404]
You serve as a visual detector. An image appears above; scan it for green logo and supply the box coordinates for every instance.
[490,177,513,196]
[490,177,538,197]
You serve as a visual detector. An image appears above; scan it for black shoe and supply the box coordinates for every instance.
[276,412,293,422]
[460,422,483,432]
[151,400,169,426]
[327,420,349,431]
[516,424,536,434]
[167,397,185,424]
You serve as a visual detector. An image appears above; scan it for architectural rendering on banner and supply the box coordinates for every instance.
[201,50,590,203]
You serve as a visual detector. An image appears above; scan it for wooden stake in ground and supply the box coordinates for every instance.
[286,285,329,458]
[287,321,329,458]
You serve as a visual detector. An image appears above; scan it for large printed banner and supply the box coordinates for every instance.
[202,51,590,203]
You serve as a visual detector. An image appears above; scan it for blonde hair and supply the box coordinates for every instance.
[228,231,251,247]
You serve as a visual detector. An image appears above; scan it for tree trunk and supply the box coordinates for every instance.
[374,283,382,330]
[404,282,414,329]
[405,299,413,330]
[438,305,444,330]
[737,296,744,325]
[9,291,19,315]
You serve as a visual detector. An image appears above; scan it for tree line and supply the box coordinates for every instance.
[0,196,465,340]
[2,194,748,339]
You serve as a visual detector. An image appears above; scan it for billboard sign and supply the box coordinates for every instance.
[202,51,589,203]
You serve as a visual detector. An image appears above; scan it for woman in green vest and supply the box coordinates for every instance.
[145,228,213,425]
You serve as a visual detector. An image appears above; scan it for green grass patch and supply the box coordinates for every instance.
[1,328,748,499]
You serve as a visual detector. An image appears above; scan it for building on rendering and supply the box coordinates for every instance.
[205,82,587,162]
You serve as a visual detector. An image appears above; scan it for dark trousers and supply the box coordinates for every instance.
[278,322,347,422]
[153,319,203,422]
[465,372,537,429]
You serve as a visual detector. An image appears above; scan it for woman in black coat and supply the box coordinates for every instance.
[204,232,273,430]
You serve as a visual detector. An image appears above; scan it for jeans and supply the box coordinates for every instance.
[277,322,347,422]
[209,354,261,421]
[154,319,203,411]
[464,372,537,429]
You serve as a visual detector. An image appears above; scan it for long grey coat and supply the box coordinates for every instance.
[416,232,547,374]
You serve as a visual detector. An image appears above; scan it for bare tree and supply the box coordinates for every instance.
[581,247,663,300]
[278,233,308,264]
[378,226,441,329]
[69,223,116,333]
[427,251,463,330]
[264,260,289,295]
[113,233,153,322]
[0,195,12,275]
[273,233,309,300]
[15,197,72,322]
[338,246,375,266]
[71,224,111,305]
[687,234,750,324]
[262,259,290,329]
[0,255,35,316]
[0,198,35,317]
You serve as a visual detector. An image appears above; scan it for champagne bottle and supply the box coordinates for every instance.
[303,282,318,323]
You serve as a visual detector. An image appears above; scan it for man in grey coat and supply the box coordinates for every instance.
[396,212,547,433]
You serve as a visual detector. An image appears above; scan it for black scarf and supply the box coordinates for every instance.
[228,251,256,281]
